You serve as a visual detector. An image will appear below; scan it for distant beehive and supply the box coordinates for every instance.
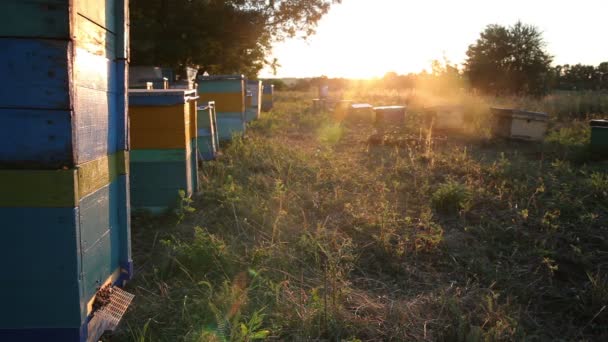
[425,105,465,131]
[347,103,375,123]
[130,66,173,89]
[129,89,199,213]
[490,108,548,141]
[590,119,608,153]
[374,106,407,126]
[333,100,354,122]
[197,101,219,161]
[247,80,263,121]
[197,75,246,141]
[0,1,132,340]
[262,82,275,111]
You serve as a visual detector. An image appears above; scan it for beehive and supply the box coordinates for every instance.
[491,108,548,141]
[590,119,608,153]
[425,105,465,131]
[197,75,246,142]
[247,80,263,121]
[374,106,407,126]
[0,1,132,340]
[129,89,198,213]
[262,82,274,112]
[333,100,354,122]
[347,103,375,123]
[197,101,219,161]
[129,66,172,89]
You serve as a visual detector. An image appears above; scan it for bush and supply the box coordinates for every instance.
[431,180,472,215]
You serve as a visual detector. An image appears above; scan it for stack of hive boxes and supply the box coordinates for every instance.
[197,75,246,142]
[0,0,132,340]
[262,82,274,111]
[129,89,199,213]
[246,80,263,122]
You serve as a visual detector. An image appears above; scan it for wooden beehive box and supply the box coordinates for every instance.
[197,75,246,142]
[0,1,132,340]
[129,89,198,213]
[347,103,375,123]
[374,106,407,127]
[590,119,608,153]
[262,82,274,112]
[491,108,548,141]
[247,80,263,120]
[425,105,465,131]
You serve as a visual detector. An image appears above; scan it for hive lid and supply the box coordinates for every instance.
[512,110,549,121]
[491,107,548,121]
[374,105,406,110]
[198,74,244,81]
[590,119,608,127]
[129,89,198,106]
[352,103,373,109]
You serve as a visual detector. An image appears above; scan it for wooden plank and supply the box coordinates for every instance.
[216,117,246,141]
[115,60,129,150]
[0,38,70,110]
[130,149,189,163]
[130,161,190,189]
[0,169,78,207]
[74,48,117,93]
[197,92,244,113]
[0,0,70,38]
[73,14,116,59]
[0,108,73,169]
[80,231,113,307]
[115,0,129,60]
[189,100,198,138]
[73,85,119,164]
[76,153,124,199]
[0,206,83,327]
[75,0,117,33]
[129,104,189,129]
[130,105,190,149]
[115,175,132,278]
[198,79,244,93]
[190,138,199,192]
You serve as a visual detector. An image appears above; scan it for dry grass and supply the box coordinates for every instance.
[107,90,608,341]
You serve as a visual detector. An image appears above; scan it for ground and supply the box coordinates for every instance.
[107,91,608,341]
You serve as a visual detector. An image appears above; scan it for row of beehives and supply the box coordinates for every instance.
[0,0,275,339]
[127,73,274,214]
[319,99,607,147]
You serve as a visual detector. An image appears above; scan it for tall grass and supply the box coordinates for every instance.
[107,91,608,341]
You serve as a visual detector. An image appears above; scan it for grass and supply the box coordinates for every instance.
[106,90,608,341]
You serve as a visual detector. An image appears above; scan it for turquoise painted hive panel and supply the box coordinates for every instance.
[0,174,130,330]
[130,157,192,212]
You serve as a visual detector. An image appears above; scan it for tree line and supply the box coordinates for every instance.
[130,3,605,96]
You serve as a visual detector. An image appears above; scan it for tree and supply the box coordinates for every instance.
[130,0,340,78]
[464,21,553,96]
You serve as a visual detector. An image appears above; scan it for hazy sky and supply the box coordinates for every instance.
[260,0,608,79]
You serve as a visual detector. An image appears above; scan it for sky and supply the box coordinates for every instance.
[260,0,608,79]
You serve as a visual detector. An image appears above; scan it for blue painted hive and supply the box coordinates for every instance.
[0,0,132,341]
[129,89,199,213]
[197,101,219,161]
[197,75,246,142]
[262,82,274,112]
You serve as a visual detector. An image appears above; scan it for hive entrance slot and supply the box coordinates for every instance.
[87,286,135,342]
